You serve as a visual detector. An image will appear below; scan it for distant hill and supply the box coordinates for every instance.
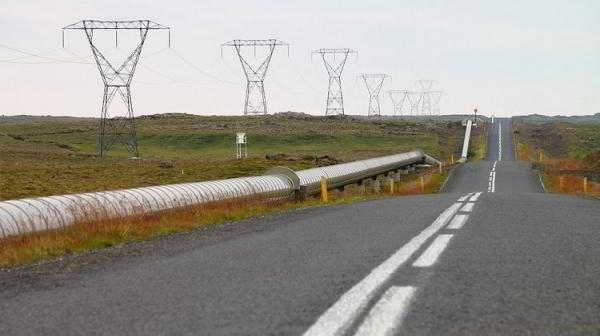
[513,113,600,124]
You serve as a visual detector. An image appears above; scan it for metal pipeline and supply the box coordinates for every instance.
[460,119,473,162]
[0,150,436,237]
[0,175,295,238]
[295,150,427,193]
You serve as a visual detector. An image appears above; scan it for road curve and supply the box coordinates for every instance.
[1,118,599,335]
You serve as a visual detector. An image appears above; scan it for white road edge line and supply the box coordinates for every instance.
[447,214,469,229]
[412,234,454,267]
[353,286,416,336]
[302,202,463,336]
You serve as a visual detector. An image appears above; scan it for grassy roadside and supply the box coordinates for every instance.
[0,113,463,201]
[470,134,487,161]
[512,120,600,198]
[0,169,447,268]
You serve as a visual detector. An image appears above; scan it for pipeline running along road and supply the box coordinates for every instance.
[1,118,599,335]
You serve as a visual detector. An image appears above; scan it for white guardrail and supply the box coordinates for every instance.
[0,150,440,238]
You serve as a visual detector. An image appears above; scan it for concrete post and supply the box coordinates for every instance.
[296,186,308,201]
[358,180,367,194]
[372,179,381,193]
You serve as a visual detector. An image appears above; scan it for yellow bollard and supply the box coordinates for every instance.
[420,176,425,193]
[584,177,588,194]
[320,176,328,203]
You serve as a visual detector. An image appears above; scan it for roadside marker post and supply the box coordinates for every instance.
[420,176,425,192]
[389,178,395,195]
[320,176,328,203]
[584,177,588,194]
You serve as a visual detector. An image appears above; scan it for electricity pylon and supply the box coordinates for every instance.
[312,48,357,116]
[407,91,422,115]
[359,74,390,117]
[388,90,410,116]
[62,20,170,157]
[430,91,443,115]
[222,39,289,115]
[417,80,434,116]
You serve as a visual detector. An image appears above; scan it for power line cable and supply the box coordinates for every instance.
[168,48,242,86]
[0,43,92,64]
[138,63,192,85]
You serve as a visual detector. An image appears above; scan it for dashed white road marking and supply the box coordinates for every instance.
[347,201,478,335]
[346,198,478,334]
[498,123,502,161]
[488,162,497,193]
[469,192,482,202]
[447,214,469,229]
[413,234,454,267]
[353,286,416,336]
[457,193,472,202]
[460,202,475,212]
[302,202,463,336]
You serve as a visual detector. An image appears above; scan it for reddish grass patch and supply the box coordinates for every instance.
[0,170,447,268]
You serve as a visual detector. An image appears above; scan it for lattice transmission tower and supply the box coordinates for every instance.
[62,20,170,158]
[392,81,443,116]
[388,90,410,116]
[430,91,443,115]
[359,74,390,117]
[222,39,289,115]
[417,80,434,116]
[407,91,422,116]
[312,48,357,116]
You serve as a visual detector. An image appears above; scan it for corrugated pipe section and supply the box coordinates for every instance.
[296,150,427,193]
[460,119,473,162]
[0,150,438,238]
[0,175,294,238]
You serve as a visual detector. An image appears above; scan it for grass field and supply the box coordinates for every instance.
[513,120,600,161]
[0,112,462,266]
[0,113,465,201]
[512,118,600,196]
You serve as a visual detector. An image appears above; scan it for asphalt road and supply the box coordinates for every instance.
[1,118,598,335]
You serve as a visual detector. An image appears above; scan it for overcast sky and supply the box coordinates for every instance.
[1,0,599,118]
